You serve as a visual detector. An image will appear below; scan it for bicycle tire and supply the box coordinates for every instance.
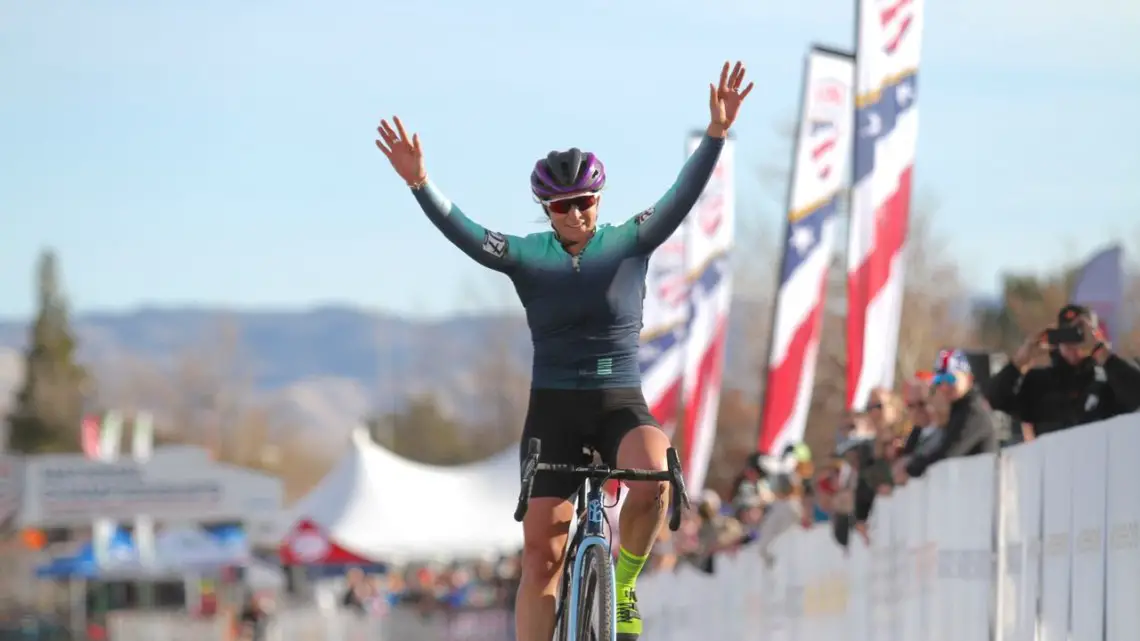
[575,544,614,641]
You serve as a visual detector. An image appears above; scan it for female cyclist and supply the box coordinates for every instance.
[375,60,752,641]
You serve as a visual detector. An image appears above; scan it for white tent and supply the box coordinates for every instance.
[284,428,523,561]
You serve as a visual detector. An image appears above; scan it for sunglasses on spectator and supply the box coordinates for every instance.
[542,193,599,214]
[932,371,957,386]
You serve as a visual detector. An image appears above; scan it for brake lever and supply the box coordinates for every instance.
[514,439,542,522]
[665,447,688,531]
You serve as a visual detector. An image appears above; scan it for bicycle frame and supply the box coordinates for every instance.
[560,477,616,641]
[514,438,689,641]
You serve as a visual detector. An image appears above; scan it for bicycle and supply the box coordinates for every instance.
[514,437,691,641]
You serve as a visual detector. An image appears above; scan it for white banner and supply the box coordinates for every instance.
[996,439,1043,641]
[1107,416,1140,640]
[1069,421,1108,641]
[638,414,1136,641]
[18,453,282,527]
[1039,430,1075,641]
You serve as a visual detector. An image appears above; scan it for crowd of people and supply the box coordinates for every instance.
[313,304,1140,626]
[656,303,1140,566]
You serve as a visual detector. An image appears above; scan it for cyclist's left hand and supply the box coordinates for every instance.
[708,60,753,138]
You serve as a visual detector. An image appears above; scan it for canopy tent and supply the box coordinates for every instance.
[280,428,523,562]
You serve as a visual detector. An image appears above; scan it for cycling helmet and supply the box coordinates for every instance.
[530,148,606,200]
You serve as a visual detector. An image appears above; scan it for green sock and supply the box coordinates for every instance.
[614,547,648,596]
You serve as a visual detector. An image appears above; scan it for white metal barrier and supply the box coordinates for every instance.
[108,607,512,641]
[638,413,1140,641]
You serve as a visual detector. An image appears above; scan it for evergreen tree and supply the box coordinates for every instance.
[5,250,88,453]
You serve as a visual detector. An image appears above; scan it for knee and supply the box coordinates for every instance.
[625,479,669,509]
[522,535,564,583]
[616,425,671,508]
[521,503,571,585]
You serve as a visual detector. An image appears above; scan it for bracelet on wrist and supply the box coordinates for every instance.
[407,176,428,190]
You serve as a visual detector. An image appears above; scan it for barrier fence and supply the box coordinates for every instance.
[638,413,1140,641]
[108,606,513,641]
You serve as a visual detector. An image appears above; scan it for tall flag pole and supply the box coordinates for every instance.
[757,46,856,455]
[846,0,925,410]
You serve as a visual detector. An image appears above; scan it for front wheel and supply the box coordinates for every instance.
[575,544,614,641]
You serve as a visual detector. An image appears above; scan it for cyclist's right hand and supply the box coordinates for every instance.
[1012,330,1050,370]
[375,116,427,187]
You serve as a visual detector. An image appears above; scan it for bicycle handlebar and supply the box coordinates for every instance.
[513,438,692,531]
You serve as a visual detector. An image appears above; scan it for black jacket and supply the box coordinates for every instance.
[984,353,1140,435]
[906,388,997,477]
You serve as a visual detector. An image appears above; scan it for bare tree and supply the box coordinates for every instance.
[894,196,975,379]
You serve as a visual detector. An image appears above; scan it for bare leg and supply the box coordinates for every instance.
[516,497,574,641]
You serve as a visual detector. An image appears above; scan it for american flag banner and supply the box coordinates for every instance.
[846,0,925,411]
[631,165,693,537]
[638,213,690,435]
[758,46,855,455]
[679,134,735,492]
[1070,244,1123,342]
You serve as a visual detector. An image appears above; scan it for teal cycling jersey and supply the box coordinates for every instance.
[411,134,724,389]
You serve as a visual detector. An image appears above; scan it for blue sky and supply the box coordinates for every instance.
[3,0,1138,319]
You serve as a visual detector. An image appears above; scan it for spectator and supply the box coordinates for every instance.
[341,567,381,615]
[688,490,743,574]
[233,591,271,641]
[729,453,768,510]
[985,304,1140,438]
[829,437,863,546]
[751,465,805,567]
[896,349,998,483]
[900,373,939,457]
[733,492,765,545]
[865,387,906,440]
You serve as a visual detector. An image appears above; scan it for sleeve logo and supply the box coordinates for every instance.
[634,206,655,225]
[482,230,508,258]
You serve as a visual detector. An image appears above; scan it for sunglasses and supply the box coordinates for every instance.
[543,193,599,215]
[932,372,957,386]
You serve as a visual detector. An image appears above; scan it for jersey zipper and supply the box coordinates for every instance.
[563,234,594,273]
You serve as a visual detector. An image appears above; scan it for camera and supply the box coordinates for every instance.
[1045,325,1083,345]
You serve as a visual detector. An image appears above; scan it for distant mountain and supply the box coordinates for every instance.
[0,302,771,451]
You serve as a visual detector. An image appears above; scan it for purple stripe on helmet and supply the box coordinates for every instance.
[569,153,606,192]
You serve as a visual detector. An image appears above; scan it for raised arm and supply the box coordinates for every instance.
[632,61,752,253]
[632,134,725,252]
[411,182,519,273]
[375,116,517,273]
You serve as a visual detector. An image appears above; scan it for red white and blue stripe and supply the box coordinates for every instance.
[679,135,735,492]
[846,0,925,411]
[758,47,855,455]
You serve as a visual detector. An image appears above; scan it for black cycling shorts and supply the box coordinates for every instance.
[520,388,659,500]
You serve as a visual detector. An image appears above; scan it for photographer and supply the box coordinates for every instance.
[986,305,1140,437]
